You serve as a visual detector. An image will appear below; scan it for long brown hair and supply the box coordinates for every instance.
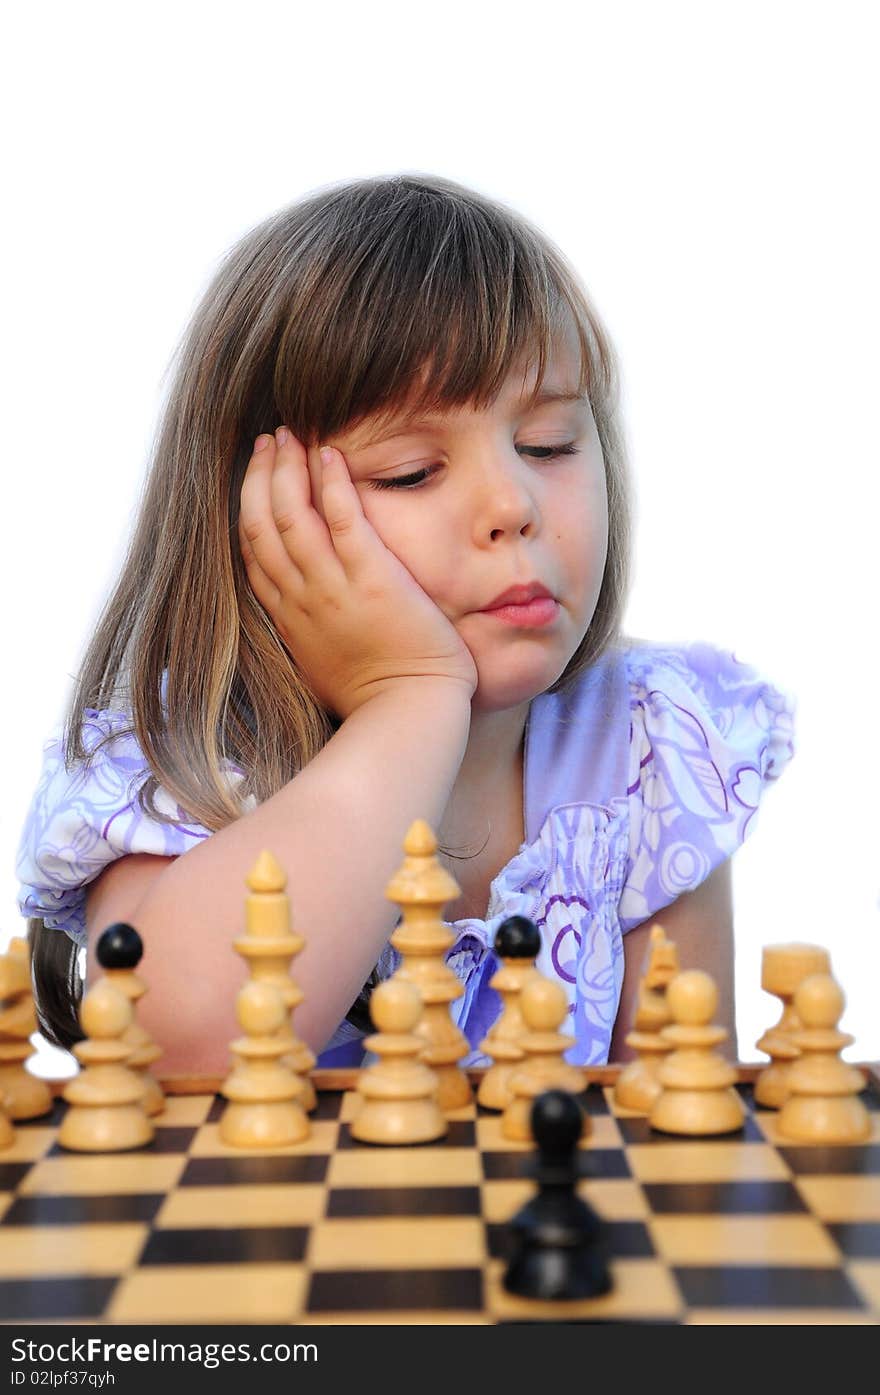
[28,171,635,1047]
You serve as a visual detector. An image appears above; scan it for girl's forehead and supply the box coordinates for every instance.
[344,340,585,445]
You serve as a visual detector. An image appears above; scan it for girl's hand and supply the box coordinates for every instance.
[238,428,479,720]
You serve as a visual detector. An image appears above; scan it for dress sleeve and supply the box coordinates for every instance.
[618,640,797,933]
[14,707,245,949]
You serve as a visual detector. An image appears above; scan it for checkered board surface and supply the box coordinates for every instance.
[1,1068,879,1325]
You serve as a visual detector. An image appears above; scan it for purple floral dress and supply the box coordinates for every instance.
[15,638,796,1067]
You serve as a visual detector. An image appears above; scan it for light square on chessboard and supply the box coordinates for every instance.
[18,1155,186,1196]
[309,1216,486,1269]
[152,1095,215,1127]
[328,1146,481,1188]
[485,1256,682,1321]
[0,1127,57,1163]
[648,1215,842,1266]
[108,1263,308,1323]
[0,1221,148,1277]
[625,1141,790,1183]
[156,1182,328,1228]
[795,1177,880,1222]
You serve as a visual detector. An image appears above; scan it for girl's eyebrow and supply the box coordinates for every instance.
[355,388,588,450]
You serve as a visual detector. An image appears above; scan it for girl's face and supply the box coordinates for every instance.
[325,336,609,713]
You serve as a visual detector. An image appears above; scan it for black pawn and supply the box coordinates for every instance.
[493,915,542,959]
[502,1089,612,1301]
[96,923,144,970]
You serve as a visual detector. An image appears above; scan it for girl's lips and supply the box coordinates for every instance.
[479,597,559,627]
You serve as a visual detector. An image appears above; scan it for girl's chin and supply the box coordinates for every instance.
[470,663,569,713]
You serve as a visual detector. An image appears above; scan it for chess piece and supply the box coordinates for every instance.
[649,970,745,1135]
[613,923,679,1114]
[0,937,53,1120]
[754,943,831,1108]
[777,973,870,1143]
[502,976,588,1142]
[220,979,310,1147]
[95,924,164,1116]
[503,1089,612,1301]
[233,850,316,1112]
[350,977,448,1145]
[59,978,154,1152]
[478,915,542,1111]
[386,820,472,1111]
[0,1097,12,1151]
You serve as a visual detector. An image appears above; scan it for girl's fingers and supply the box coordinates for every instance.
[269,430,331,561]
[239,435,301,588]
[238,525,282,614]
[316,445,375,578]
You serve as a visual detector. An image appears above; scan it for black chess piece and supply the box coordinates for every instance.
[502,1089,612,1301]
[96,923,144,970]
[493,915,542,959]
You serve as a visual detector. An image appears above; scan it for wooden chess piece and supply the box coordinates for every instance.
[613,923,679,1114]
[386,820,472,1111]
[754,942,831,1108]
[0,1097,12,1151]
[503,1089,612,1301]
[0,936,53,1120]
[95,924,164,1116]
[59,979,154,1152]
[477,915,542,1111]
[777,973,871,1143]
[502,976,588,1143]
[350,978,448,1145]
[234,850,316,1112]
[220,979,310,1147]
[649,970,745,1136]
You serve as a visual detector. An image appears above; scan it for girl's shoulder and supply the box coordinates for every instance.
[528,633,797,827]
[14,703,252,949]
[614,635,797,930]
[619,634,797,787]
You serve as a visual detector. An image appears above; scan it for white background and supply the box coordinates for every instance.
[3,1,877,1076]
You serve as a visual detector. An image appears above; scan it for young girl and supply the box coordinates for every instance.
[15,172,796,1077]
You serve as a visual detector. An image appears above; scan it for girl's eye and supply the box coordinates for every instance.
[365,442,581,492]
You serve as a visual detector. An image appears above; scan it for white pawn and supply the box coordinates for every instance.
[0,1094,12,1151]
[220,980,310,1147]
[502,977,588,1143]
[613,923,679,1114]
[351,978,448,1145]
[0,937,53,1121]
[59,979,154,1152]
[649,970,745,1136]
[777,974,870,1143]
[95,924,165,1117]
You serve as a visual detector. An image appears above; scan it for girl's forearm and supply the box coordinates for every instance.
[129,679,473,1074]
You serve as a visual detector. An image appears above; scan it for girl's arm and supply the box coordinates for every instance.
[608,857,737,1062]
[84,677,473,1076]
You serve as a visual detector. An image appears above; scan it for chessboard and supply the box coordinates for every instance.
[2,1066,879,1326]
